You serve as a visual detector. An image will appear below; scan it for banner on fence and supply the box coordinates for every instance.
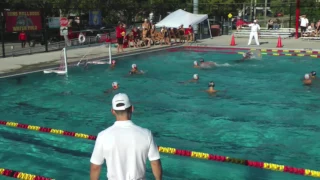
[89,10,102,26]
[5,11,42,32]
[48,17,60,28]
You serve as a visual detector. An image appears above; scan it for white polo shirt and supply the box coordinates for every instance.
[300,18,308,27]
[90,120,160,180]
[249,23,260,32]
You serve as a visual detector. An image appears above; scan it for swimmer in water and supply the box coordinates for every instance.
[179,74,199,84]
[194,61,200,68]
[104,81,119,94]
[310,71,316,79]
[196,59,216,68]
[110,60,116,69]
[206,81,217,94]
[129,64,144,74]
[237,51,253,62]
[303,74,312,86]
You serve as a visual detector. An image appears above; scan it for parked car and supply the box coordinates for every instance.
[232,17,250,29]
[274,12,284,17]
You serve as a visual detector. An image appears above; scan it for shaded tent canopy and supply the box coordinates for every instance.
[155,9,208,28]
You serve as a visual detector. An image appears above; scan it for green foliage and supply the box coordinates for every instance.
[3,0,320,25]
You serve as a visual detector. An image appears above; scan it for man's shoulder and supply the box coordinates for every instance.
[97,125,116,137]
[132,123,152,135]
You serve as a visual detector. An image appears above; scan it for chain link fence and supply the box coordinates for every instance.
[1,1,320,57]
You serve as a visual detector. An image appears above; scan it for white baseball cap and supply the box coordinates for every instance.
[112,93,131,110]
[254,20,257,23]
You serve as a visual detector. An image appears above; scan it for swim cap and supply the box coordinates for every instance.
[132,64,137,68]
[208,81,215,87]
[112,82,118,89]
[200,59,204,62]
[305,74,310,80]
[311,71,316,76]
[193,74,199,80]
[194,61,198,65]
[112,60,116,64]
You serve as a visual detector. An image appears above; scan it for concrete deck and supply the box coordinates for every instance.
[0,35,318,77]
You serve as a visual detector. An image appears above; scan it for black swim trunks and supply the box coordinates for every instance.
[117,37,124,45]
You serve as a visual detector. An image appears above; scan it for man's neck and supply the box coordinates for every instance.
[116,117,130,121]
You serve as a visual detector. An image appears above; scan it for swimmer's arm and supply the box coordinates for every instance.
[104,89,112,94]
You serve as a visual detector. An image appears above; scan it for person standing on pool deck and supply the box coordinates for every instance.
[247,20,260,46]
[90,93,162,180]
[116,22,125,53]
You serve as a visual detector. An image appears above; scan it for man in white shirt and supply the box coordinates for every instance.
[300,15,309,33]
[90,93,162,180]
[247,19,260,46]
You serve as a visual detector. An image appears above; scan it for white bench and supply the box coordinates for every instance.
[301,37,320,41]
[234,31,293,39]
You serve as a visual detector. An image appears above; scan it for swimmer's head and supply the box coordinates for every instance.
[311,71,316,77]
[193,74,199,80]
[132,64,137,69]
[208,81,215,87]
[111,60,116,65]
[194,61,198,66]
[112,81,118,89]
[200,59,204,63]
[304,74,310,80]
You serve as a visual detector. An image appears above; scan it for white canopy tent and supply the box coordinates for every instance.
[155,9,212,38]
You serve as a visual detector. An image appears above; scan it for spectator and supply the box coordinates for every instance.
[316,20,320,36]
[267,19,273,30]
[187,25,194,42]
[90,93,162,180]
[300,15,309,33]
[18,31,27,48]
[273,18,281,30]
[116,22,125,53]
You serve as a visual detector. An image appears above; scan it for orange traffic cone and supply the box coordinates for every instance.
[230,34,236,46]
[276,36,283,48]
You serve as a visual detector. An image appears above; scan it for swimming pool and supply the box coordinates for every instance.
[1,47,320,180]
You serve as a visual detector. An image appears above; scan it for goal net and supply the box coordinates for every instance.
[62,33,113,66]
[43,48,68,75]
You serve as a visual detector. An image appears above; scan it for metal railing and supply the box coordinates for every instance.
[0,32,116,58]
[0,32,115,58]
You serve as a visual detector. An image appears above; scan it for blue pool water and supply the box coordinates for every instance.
[1,47,320,180]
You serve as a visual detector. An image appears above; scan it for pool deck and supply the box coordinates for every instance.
[0,35,319,77]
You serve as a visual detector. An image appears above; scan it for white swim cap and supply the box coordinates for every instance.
[193,74,198,79]
[112,60,116,64]
[112,82,118,87]
[305,74,310,80]
[132,64,137,68]
[194,61,198,65]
